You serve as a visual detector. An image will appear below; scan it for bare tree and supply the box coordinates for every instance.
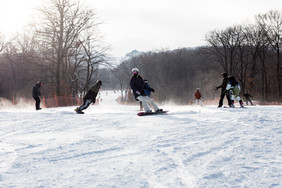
[34,0,103,95]
[257,10,282,99]
[205,26,242,75]
[244,23,270,100]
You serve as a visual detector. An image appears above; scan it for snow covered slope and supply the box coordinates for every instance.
[0,91,281,187]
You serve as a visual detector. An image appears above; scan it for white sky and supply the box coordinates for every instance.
[1,0,282,58]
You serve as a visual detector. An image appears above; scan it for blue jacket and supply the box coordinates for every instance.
[144,83,152,96]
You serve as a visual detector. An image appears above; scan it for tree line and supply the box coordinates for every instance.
[1,2,281,104]
[113,10,282,104]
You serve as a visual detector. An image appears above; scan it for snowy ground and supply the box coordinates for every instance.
[0,91,281,188]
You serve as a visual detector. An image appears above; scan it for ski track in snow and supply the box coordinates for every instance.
[0,91,281,187]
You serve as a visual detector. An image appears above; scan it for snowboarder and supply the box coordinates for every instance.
[32,81,42,110]
[216,72,231,107]
[243,91,254,105]
[75,80,102,114]
[226,76,244,108]
[140,79,155,110]
[130,68,162,114]
[194,88,203,106]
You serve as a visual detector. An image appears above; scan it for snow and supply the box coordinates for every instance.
[0,91,281,187]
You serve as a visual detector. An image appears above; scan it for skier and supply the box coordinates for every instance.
[32,81,42,110]
[194,88,203,106]
[130,68,162,114]
[243,90,254,105]
[140,79,155,110]
[226,76,244,108]
[75,80,102,114]
[216,72,231,107]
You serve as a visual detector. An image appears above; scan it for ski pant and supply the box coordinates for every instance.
[195,99,202,106]
[230,93,243,107]
[33,96,40,110]
[245,98,253,105]
[137,96,159,112]
[79,99,93,111]
[230,95,241,102]
[218,92,231,107]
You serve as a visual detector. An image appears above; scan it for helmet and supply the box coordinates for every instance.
[132,68,139,75]
[37,81,42,86]
[96,80,102,86]
[144,79,148,83]
[221,72,228,78]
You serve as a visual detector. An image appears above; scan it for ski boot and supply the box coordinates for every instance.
[155,109,163,113]
[239,100,244,108]
[230,100,235,108]
[145,110,152,114]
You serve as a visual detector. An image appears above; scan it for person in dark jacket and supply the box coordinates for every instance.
[75,80,102,114]
[140,79,155,110]
[216,72,231,107]
[243,91,254,105]
[130,68,162,113]
[32,81,42,110]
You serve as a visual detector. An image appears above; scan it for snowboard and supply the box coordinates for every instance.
[223,106,247,109]
[137,110,168,116]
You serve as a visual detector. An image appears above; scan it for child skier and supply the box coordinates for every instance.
[226,76,244,108]
[140,79,155,110]
[75,80,102,114]
[243,91,254,105]
[194,88,203,106]
[130,68,162,114]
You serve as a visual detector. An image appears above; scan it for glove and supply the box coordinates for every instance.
[150,88,155,92]
[136,91,141,96]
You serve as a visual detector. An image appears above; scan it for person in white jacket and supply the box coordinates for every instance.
[226,76,244,108]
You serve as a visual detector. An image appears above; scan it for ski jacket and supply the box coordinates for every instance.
[84,83,101,103]
[130,75,146,99]
[194,91,202,99]
[217,77,229,93]
[243,93,252,99]
[32,83,41,98]
[144,83,154,97]
[226,82,240,96]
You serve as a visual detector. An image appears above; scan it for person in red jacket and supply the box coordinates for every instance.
[194,88,203,106]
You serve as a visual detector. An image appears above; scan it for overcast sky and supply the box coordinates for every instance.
[1,0,282,58]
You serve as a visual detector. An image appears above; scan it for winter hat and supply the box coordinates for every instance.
[96,80,102,86]
[132,68,139,75]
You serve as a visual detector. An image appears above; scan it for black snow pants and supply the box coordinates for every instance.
[33,96,41,110]
[218,92,231,107]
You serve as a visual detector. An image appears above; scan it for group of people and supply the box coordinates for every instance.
[32,69,253,112]
[130,68,162,114]
[215,72,253,108]
[32,68,163,114]
[191,72,254,108]
[32,80,102,113]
